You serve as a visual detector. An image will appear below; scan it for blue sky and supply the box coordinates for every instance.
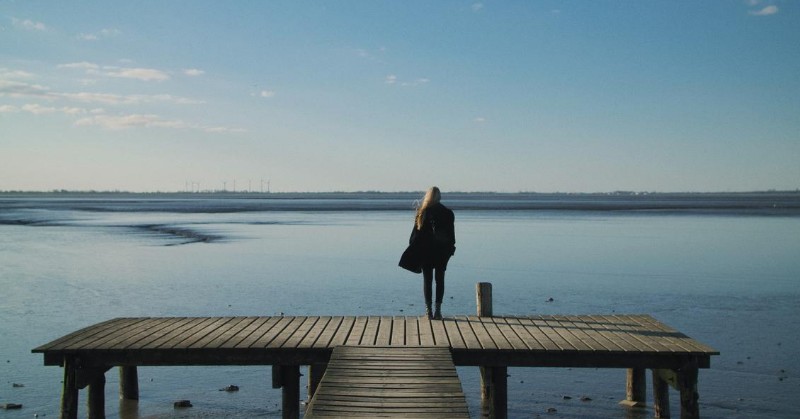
[1,1,798,192]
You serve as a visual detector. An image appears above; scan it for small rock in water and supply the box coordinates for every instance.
[220,385,239,392]
[546,297,554,302]
[546,407,558,413]
[173,400,192,408]
[580,396,592,402]
[562,395,572,400]
[2,403,23,409]
[12,383,25,387]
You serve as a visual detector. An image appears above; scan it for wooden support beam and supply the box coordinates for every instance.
[678,362,699,419]
[653,369,671,418]
[280,365,300,419]
[60,358,79,419]
[87,371,105,419]
[620,368,646,408]
[119,366,139,400]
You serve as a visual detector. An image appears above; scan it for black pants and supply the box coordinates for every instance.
[422,267,445,305]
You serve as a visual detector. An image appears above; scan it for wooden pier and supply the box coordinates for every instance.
[33,284,718,419]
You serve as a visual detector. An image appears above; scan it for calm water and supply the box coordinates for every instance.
[1,193,798,418]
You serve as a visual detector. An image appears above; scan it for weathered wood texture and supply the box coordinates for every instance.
[33,314,718,369]
[304,346,469,418]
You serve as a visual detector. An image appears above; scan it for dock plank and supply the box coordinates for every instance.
[305,346,469,419]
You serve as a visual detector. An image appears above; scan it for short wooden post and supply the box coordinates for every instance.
[678,362,699,419]
[87,371,106,419]
[477,282,506,419]
[61,358,79,419]
[119,366,139,400]
[308,363,327,400]
[621,368,646,407]
[653,369,671,418]
[273,365,301,419]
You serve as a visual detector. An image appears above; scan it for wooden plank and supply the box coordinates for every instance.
[405,316,420,346]
[583,315,643,352]
[503,317,552,351]
[345,317,368,346]
[279,316,321,349]
[53,318,148,351]
[34,318,129,352]
[203,316,259,348]
[596,314,670,353]
[220,316,279,348]
[523,316,576,351]
[632,315,718,354]
[491,317,529,351]
[245,316,295,348]
[544,316,593,351]
[101,317,179,350]
[312,316,342,349]
[270,316,316,348]
[375,316,392,346]
[360,316,380,346]
[301,316,333,348]
[552,315,611,352]
[390,317,405,346]
[441,318,465,349]
[472,317,503,350]
[329,317,356,347]
[174,317,237,349]
[305,346,469,419]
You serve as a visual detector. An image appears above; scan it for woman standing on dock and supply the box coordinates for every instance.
[404,186,456,320]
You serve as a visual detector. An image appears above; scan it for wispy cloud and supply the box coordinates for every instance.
[0,104,18,113]
[385,74,398,85]
[0,78,203,105]
[385,74,430,87]
[21,103,86,115]
[59,62,170,81]
[78,28,121,41]
[74,113,246,133]
[474,117,486,123]
[471,3,484,12]
[184,68,205,76]
[749,5,779,16]
[11,18,47,31]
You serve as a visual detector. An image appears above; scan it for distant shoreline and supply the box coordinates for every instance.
[1,190,798,198]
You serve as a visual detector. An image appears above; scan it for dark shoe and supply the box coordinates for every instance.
[433,304,442,320]
[425,305,433,320]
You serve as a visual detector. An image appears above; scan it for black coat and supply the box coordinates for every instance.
[399,203,455,273]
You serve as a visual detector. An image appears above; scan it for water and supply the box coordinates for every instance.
[1,193,798,418]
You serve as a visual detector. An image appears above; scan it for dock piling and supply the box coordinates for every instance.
[477,282,507,419]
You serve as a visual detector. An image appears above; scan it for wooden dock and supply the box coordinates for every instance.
[34,313,717,418]
[304,346,469,418]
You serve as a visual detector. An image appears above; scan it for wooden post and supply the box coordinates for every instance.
[678,362,699,419]
[308,363,327,400]
[119,366,139,400]
[653,369,671,418]
[87,371,106,419]
[622,368,646,407]
[281,365,301,419]
[61,358,79,419]
[477,282,506,419]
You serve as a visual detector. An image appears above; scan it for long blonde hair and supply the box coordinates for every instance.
[415,186,441,230]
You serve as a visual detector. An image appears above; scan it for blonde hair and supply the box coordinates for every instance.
[415,186,441,230]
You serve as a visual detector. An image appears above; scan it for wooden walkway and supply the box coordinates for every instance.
[304,346,469,418]
[33,314,718,419]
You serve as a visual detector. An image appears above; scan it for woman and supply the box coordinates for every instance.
[406,186,455,320]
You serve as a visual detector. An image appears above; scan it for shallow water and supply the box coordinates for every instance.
[1,194,798,418]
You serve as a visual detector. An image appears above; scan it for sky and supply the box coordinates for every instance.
[1,1,798,193]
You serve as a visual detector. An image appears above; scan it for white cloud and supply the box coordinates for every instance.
[184,68,205,76]
[12,18,47,31]
[0,68,35,79]
[78,33,99,41]
[474,117,486,123]
[77,28,121,41]
[58,62,100,70]
[401,78,430,87]
[472,3,484,12]
[749,5,778,15]
[385,74,429,87]
[0,105,18,113]
[59,62,170,81]
[21,103,86,115]
[385,74,398,84]
[75,113,245,133]
[259,90,275,98]
[102,67,170,81]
